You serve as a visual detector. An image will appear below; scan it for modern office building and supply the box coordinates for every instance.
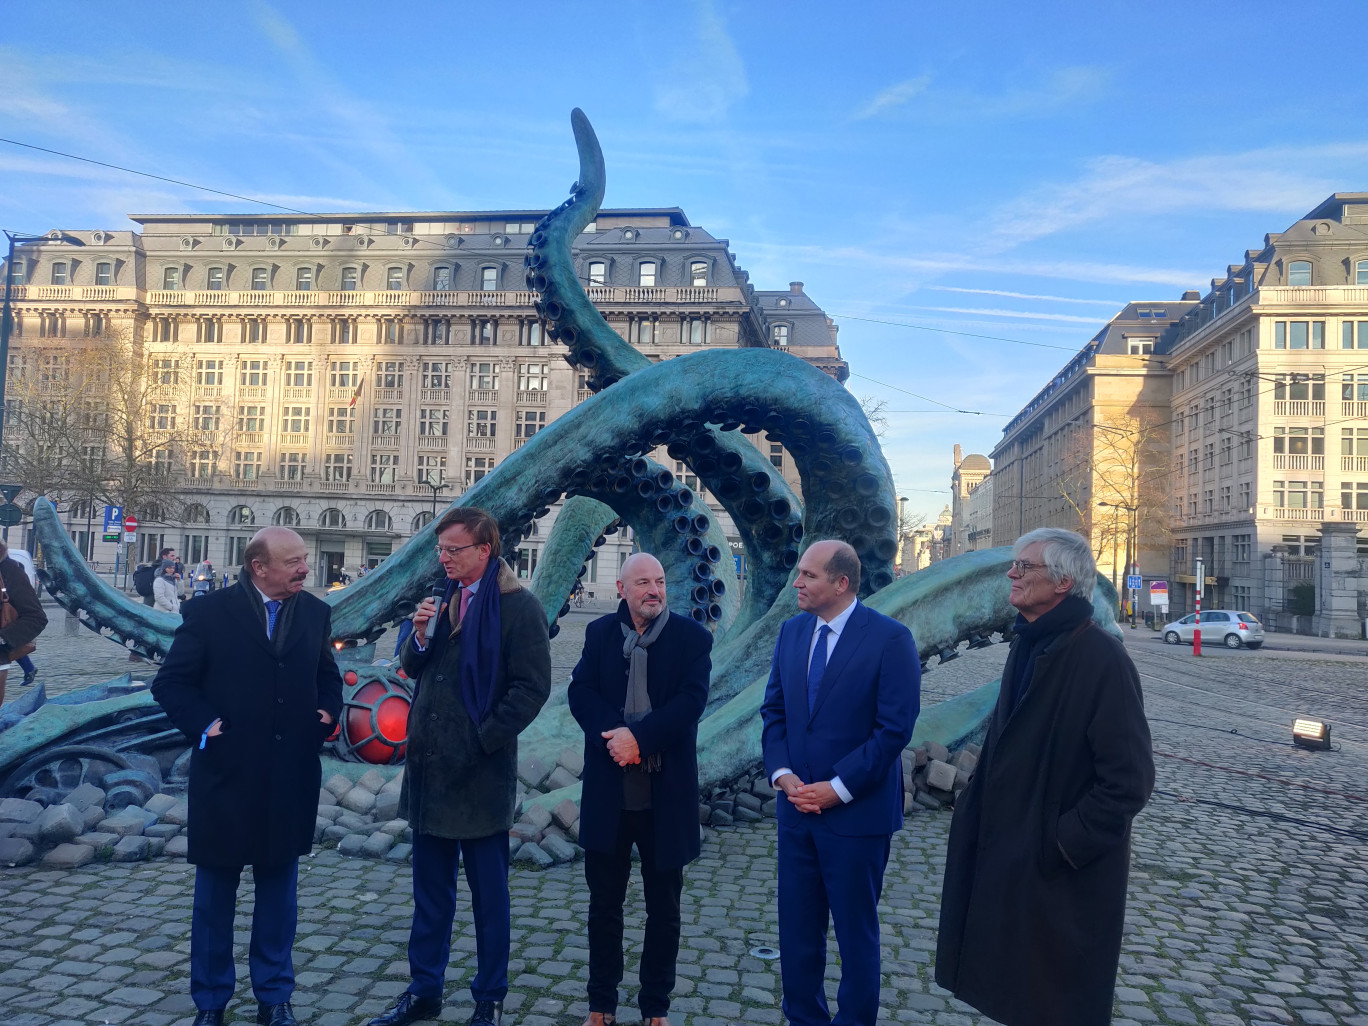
[1,208,846,588]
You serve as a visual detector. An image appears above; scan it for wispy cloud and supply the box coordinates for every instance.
[986,142,1368,251]
[652,0,748,123]
[928,285,1126,306]
[856,65,1107,122]
[854,75,932,119]
[901,305,1109,324]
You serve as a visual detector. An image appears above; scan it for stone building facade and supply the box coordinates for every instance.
[1,208,846,588]
[948,444,991,555]
[1164,193,1368,632]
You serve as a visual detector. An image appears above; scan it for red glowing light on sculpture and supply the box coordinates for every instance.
[338,676,411,764]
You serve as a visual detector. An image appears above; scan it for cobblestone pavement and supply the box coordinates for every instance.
[3,614,1367,1025]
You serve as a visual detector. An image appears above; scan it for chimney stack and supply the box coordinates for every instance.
[789,282,804,294]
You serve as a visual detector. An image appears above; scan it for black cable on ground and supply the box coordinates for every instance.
[1152,789,1368,842]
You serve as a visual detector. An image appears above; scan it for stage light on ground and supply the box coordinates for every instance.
[1292,719,1332,750]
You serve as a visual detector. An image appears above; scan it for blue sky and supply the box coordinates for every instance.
[3,1,1365,521]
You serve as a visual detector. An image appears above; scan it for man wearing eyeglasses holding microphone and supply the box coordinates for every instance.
[935,528,1154,1026]
[369,508,551,1026]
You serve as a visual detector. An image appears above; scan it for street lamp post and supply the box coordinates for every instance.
[422,474,449,519]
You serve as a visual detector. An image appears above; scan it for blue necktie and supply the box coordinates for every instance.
[265,599,281,640]
[807,624,831,714]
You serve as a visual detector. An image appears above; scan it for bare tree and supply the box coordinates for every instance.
[857,394,889,439]
[3,331,223,526]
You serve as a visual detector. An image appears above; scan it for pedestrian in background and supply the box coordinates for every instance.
[7,547,42,686]
[369,507,551,1026]
[761,539,920,1026]
[935,527,1155,1026]
[568,552,711,1026]
[152,527,342,1026]
[153,562,181,614]
[0,540,47,707]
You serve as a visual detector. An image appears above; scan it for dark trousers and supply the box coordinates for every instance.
[584,810,684,1018]
[191,860,298,1011]
[777,818,891,1026]
[408,831,510,1003]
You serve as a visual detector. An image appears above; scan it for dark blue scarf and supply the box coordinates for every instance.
[447,557,505,726]
[1005,594,1093,714]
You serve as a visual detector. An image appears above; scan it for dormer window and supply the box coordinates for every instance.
[481,267,498,291]
[95,262,111,286]
[773,324,790,347]
[588,261,606,286]
[251,267,269,290]
[1288,260,1312,286]
[341,266,358,291]
[1357,259,1368,285]
[638,261,656,287]
[623,229,636,242]
[51,262,68,286]
[690,261,707,287]
[295,266,312,291]
[387,266,404,290]
[163,267,180,290]
[433,266,451,290]
[207,267,224,290]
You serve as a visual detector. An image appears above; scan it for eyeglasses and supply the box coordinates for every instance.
[1008,559,1045,575]
[435,543,482,558]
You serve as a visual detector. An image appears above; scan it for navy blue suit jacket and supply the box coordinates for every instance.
[760,601,920,837]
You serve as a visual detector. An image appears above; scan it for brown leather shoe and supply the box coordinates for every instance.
[581,1014,615,1026]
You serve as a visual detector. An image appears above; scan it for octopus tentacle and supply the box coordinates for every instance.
[525,109,811,638]
[31,498,178,660]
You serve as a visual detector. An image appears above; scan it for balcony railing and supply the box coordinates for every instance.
[1273,400,1324,417]
[230,478,260,490]
[238,386,268,399]
[280,433,309,446]
[468,389,499,404]
[283,387,312,400]
[370,435,399,448]
[1343,401,1368,419]
[466,436,495,450]
[320,480,351,492]
[420,388,451,403]
[576,388,594,403]
[517,389,548,405]
[1272,454,1324,470]
[1342,455,1368,472]
[366,482,396,494]
[418,435,448,449]
[5,285,135,302]
[374,387,403,401]
[237,432,264,445]
[325,433,353,448]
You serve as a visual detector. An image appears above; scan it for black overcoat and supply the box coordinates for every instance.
[0,551,48,659]
[152,580,343,868]
[935,620,1155,1026]
[567,603,711,869]
[398,562,552,839]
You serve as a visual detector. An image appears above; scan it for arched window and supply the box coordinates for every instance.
[185,504,210,524]
[319,508,346,528]
[228,504,255,526]
[364,509,392,531]
[1288,260,1312,286]
[689,261,708,286]
[273,506,300,526]
[412,510,434,532]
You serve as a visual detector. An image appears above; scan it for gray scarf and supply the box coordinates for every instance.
[621,606,669,774]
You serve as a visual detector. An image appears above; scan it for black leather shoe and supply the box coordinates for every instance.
[256,1001,298,1025]
[366,992,442,1026]
[193,1011,225,1026]
[468,1000,502,1026]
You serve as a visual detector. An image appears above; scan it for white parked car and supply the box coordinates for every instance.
[1162,610,1265,649]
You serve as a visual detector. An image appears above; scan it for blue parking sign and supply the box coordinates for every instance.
[102,506,123,533]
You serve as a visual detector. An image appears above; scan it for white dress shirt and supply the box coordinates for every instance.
[772,599,859,803]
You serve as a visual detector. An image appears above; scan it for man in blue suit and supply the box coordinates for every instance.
[761,539,920,1026]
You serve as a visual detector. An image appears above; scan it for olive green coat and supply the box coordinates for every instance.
[398,562,551,839]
